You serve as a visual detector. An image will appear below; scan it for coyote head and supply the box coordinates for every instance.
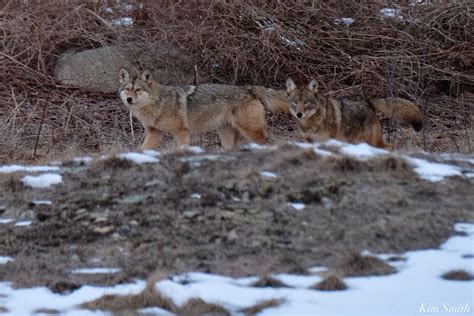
[286,79,324,121]
[119,68,153,108]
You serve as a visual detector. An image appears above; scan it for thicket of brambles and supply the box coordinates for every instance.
[1,1,472,161]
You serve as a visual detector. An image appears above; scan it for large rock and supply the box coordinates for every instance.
[55,44,203,93]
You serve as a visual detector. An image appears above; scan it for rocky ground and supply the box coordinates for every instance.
[0,142,472,295]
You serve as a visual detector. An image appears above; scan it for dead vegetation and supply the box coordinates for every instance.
[0,1,472,163]
[441,269,474,281]
[251,275,289,288]
[312,275,348,291]
[335,253,397,277]
[240,298,284,315]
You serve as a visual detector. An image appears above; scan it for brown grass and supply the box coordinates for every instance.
[251,275,289,288]
[240,298,284,315]
[0,1,472,162]
[441,269,474,281]
[336,253,397,277]
[81,272,177,312]
[2,176,24,193]
[312,275,348,291]
[91,156,133,172]
[179,298,229,316]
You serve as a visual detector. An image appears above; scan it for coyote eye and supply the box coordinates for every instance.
[125,87,131,91]
[135,88,142,92]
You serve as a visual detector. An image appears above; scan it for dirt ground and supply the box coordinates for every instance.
[0,144,472,293]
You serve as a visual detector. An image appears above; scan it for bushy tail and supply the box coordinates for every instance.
[250,86,289,113]
[371,97,423,131]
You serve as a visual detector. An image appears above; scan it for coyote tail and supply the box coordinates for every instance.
[250,86,289,114]
[370,97,423,131]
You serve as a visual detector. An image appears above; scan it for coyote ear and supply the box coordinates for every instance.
[286,78,296,93]
[119,68,130,83]
[307,79,318,93]
[140,70,152,82]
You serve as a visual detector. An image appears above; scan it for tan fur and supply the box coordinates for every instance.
[286,79,423,148]
[118,69,288,150]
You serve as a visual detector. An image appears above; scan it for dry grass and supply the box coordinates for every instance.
[251,275,289,288]
[441,269,474,281]
[2,175,24,193]
[81,277,177,312]
[90,156,133,172]
[179,298,229,316]
[312,275,348,291]
[240,298,284,315]
[0,1,472,163]
[336,253,397,277]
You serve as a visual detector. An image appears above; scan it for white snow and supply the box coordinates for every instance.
[138,307,174,315]
[142,150,161,157]
[272,273,322,288]
[405,157,463,182]
[0,165,60,174]
[14,221,32,227]
[288,202,305,210]
[380,8,405,21]
[0,256,13,264]
[71,268,121,275]
[186,146,205,154]
[260,171,277,178]
[0,218,14,224]
[307,266,329,274]
[242,143,272,150]
[335,17,354,27]
[190,193,201,199]
[292,142,334,157]
[31,200,52,205]
[338,142,388,160]
[0,280,146,315]
[72,156,93,164]
[111,17,133,26]
[118,152,159,164]
[21,173,62,188]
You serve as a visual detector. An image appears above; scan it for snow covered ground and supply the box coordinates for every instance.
[0,223,472,315]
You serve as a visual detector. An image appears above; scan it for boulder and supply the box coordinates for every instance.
[55,44,202,93]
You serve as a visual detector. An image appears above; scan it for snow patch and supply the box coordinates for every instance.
[190,193,201,199]
[0,218,14,224]
[405,157,463,182]
[186,146,205,154]
[0,256,13,264]
[72,156,93,164]
[338,142,388,160]
[260,171,277,178]
[0,165,60,174]
[288,202,305,211]
[335,17,354,27]
[14,221,32,227]
[111,17,133,26]
[380,8,405,21]
[31,200,52,206]
[22,173,62,188]
[118,152,159,164]
[0,280,146,315]
[71,268,121,275]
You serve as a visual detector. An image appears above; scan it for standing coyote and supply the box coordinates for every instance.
[119,68,288,150]
[285,79,423,148]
